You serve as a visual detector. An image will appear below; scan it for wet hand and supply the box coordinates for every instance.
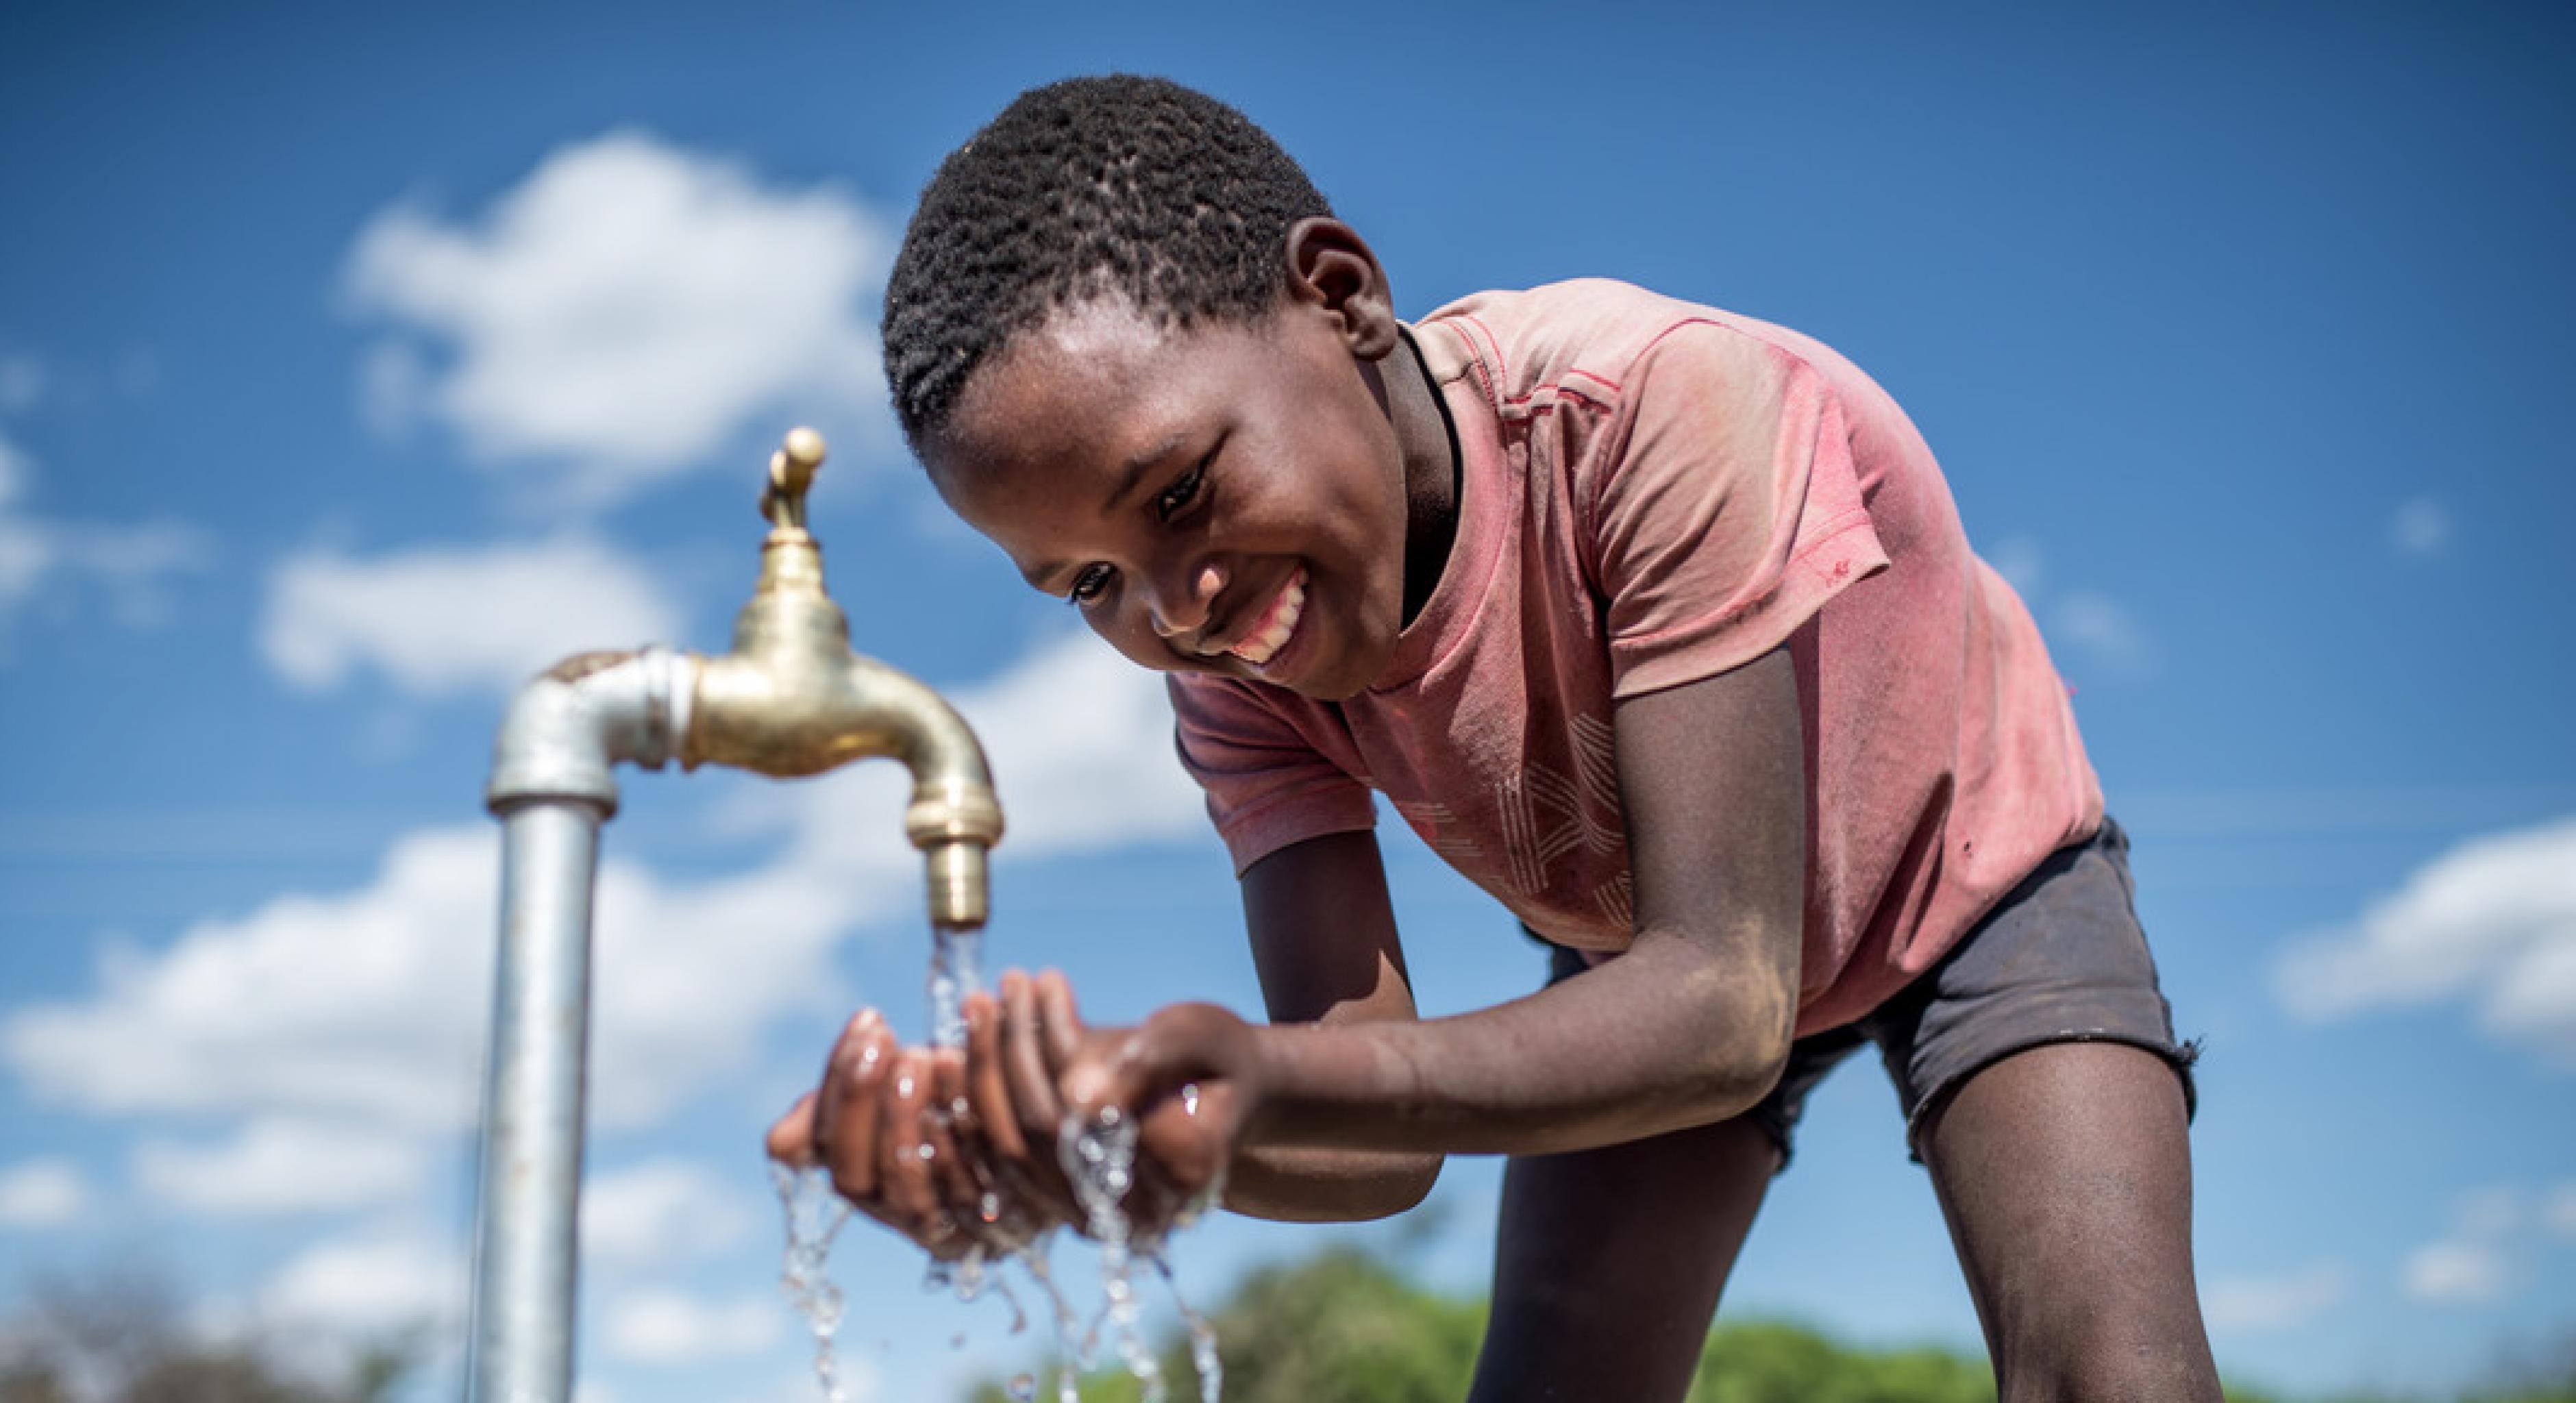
[1060,1000,1265,1237]
[766,1008,1056,1261]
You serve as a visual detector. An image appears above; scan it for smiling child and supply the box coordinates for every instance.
[767,74,2219,1401]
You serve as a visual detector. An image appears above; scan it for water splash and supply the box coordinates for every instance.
[1155,1254,1224,1403]
[771,1162,854,1403]
[1061,1106,1171,1402]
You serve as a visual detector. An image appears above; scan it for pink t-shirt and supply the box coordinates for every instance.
[1169,280,2102,1034]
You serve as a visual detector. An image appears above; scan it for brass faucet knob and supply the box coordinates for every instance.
[760,427,828,532]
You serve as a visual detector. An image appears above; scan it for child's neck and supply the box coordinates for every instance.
[1391,327,1463,630]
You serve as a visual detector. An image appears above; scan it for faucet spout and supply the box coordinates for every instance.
[684,645,1003,928]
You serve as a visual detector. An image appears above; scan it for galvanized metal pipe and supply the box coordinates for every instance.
[469,799,606,1403]
[471,647,689,1403]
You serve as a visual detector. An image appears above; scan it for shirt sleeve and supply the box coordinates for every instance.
[1166,675,1378,876]
[1587,320,1892,699]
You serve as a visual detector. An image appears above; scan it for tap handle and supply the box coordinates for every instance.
[760,427,828,533]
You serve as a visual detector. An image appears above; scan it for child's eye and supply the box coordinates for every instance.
[1153,461,1206,522]
[1067,564,1113,605]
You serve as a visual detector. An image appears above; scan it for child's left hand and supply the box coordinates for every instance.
[1054,997,1264,1232]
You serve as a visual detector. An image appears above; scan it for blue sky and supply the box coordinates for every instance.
[2,3,2572,1400]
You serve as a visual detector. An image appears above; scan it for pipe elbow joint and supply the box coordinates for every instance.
[486,647,695,817]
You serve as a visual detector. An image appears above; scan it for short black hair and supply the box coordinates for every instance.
[881,75,1333,451]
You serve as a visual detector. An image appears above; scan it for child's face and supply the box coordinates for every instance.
[924,293,1414,701]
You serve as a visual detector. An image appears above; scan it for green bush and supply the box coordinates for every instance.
[964,1246,2573,1403]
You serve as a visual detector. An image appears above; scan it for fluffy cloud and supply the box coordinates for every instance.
[600,1288,782,1364]
[0,1158,88,1228]
[260,1226,465,1336]
[345,131,891,505]
[2546,1181,2576,1240]
[1971,541,2155,681]
[132,1118,428,1216]
[2275,815,2576,1067]
[261,535,686,696]
[2,826,860,1132]
[2401,1186,2539,1306]
[2201,1261,2348,1332]
[2050,590,2155,678]
[0,431,209,631]
[0,352,45,412]
[4,628,1204,1142]
[2391,496,2451,558]
[2405,1239,2510,1305]
[582,1158,759,1268]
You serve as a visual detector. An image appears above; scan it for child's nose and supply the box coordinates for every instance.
[1148,560,1228,643]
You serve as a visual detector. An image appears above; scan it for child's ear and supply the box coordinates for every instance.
[1283,217,1401,361]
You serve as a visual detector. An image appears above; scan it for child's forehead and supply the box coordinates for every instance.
[951,298,1252,468]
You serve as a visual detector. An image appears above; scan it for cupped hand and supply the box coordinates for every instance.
[765,1007,1055,1262]
[1058,999,1265,1239]
[766,979,1265,1256]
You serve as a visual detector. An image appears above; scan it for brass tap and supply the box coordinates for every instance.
[681,428,1004,929]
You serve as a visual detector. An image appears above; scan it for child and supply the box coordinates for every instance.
[767,75,2218,1401]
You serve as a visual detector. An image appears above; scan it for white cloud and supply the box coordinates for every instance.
[2404,1238,2510,1305]
[0,430,210,631]
[261,536,686,696]
[2391,497,2451,559]
[2051,590,2155,677]
[132,1117,428,1216]
[2275,815,2576,1067]
[0,1157,88,1228]
[345,131,891,505]
[582,1158,758,1268]
[2201,1261,2348,1332]
[600,1288,782,1364]
[0,352,45,413]
[2399,1185,2543,1307]
[6,628,1206,1144]
[1984,536,2044,597]
[722,1364,881,1403]
[261,1226,465,1336]
[1974,541,2153,681]
[2,825,862,1133]
[2545,1181,2576,1240]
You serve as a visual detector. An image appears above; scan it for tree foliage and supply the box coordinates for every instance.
[0,1269,411,1403]
[963,1246,2576,1403]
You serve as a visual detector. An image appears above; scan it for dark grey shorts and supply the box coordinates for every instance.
[1538,816,2198,1170]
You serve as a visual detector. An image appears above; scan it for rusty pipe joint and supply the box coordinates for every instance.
[486,645,696,815]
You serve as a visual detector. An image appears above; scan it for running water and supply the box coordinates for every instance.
[926,923,984,1052]
[1156,1253,1224,1403]
[1061,1107,1164,1401]
[772,1161,854,1403]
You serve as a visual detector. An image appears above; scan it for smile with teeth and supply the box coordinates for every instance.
[1223,569,1306,667]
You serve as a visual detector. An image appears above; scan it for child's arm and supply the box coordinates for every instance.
[1219,829,1442,1222]
[1074,646,1805,1163]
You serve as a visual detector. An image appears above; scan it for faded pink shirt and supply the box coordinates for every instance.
[1169,280,2102,1035]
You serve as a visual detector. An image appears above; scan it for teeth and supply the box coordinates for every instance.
[1227,575,1305,666]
